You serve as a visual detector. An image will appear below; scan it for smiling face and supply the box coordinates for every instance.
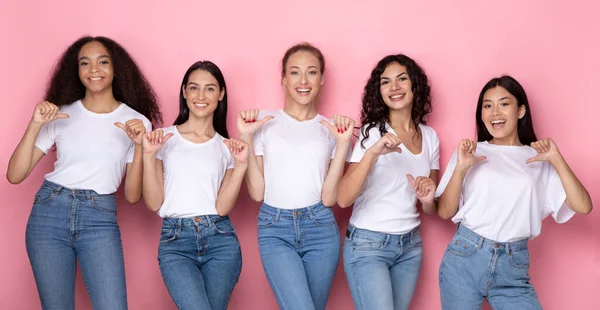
[481,86,526,143]
[182,69,225,119]
[379,62,414,111]
[282,51,323,106]
[78,41,114,94]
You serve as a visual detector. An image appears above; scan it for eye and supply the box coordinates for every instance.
[189,85,197,90]
[381,80,389,85]
[308,71,318,75]
[483,104,491,108]
[80,61,89,66]
[399,77,408,81]
[290,71,299,75]
[100,60,110,65]
[500,102,510,107]
[207,87,215,92]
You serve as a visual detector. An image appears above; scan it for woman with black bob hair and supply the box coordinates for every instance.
[435,75,592,309]
[337,54,440,310]
[142,61,246,310]
[7,36,161,309]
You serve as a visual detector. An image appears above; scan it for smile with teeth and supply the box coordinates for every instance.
[194,103,208,107]
[491,120,506,125]
[89,77,103,81]
[390,94,405,100]
[296,88,311,94]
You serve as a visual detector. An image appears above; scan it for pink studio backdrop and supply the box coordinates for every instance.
[1,1,598,309]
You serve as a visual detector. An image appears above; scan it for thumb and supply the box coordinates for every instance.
[55,113,70,119]
[319,120,335,130]
[526,155,540,164]
[258,116,274,125]
[114,122,127,131]
[476,156,487,163]
[406,174,416,187]
[162,133,174,143]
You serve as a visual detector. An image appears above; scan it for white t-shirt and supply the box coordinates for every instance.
[434,141,573,242]
[349,124,440,234]
[253,109,337,209]
[35,100,152,194]
[156,126,234,218]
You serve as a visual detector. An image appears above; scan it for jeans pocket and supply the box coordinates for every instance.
[312,207,336,226]
[352,235,385,251]
[33,188,57,204]
[160,228,178,243]
[91,196,117,215]
[509,250,530,269]
[447,235,477,257]
[257,214,276,228]
[214,220,236,235]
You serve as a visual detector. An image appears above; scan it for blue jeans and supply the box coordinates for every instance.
[343,225,423,310]
[25,180,127,310]
[158,215,242,310]
[439,225,541,310]
[257,202,340,310]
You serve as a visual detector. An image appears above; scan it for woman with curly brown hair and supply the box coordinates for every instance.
[337,54,439,310]
[6,36,161,310]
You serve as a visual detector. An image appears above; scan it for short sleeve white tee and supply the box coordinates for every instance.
[349,123,440,234]
[34,100,152,194]
[434,141,573,242]
[253,109,337,209]
[156,126,234,218]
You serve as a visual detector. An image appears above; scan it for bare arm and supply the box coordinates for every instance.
[216,139,249,216]
[141,130,172,212]
[321,141,351,207]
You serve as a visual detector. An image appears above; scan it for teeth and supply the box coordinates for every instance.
[491,120,506,124]
[195,103,208,107]
[391,94,404,99]
[90,77,102,81]
[297,89,310,93]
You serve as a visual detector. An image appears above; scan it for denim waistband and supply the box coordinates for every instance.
[259,201,329,219]
[40,179,114,198]
[346,224,419,243]
[162,215,230,228]
[457,224,528,253]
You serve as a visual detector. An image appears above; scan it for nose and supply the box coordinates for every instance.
[391,79,400,90]
[300,73,308,84]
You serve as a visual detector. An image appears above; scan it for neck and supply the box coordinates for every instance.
[388,107,415,132]
[283,98,318,121]
[179,114,216,137]
[489,133,522,146]
[81,89,119,113]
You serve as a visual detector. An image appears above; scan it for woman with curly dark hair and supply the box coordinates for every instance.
[6,36,161,310]
[337,54,439,310]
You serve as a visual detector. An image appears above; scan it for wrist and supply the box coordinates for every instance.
[28,120,44,130]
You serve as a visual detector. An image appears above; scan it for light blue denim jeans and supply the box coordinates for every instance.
[158,215,242,310]
[343,225,423,310]
[257,202,340,310]
[26,180,127,310]
[439,224,541,310]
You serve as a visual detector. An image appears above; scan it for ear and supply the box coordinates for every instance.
[182,85,187,100]
[281,75,287,87]
[320,74,325,86]
[518,105,526,119]
[219,87,226,101]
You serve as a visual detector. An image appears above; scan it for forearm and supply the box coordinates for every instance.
[124,144,143,204]
[7,121,43,184]
[421,200,437,215]
[321,141,351,207]
[240,134,265,202]
[438,166,467,219]
[337,150,378,208]
[142,155,164,212]
[216,165,248,216]
[551,157,593,214]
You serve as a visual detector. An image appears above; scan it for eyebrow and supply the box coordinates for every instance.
[380,72,408,80]
[289,65,319,70]
[78,55,111,61]
[188,82,218,87]
[483,96,511,102]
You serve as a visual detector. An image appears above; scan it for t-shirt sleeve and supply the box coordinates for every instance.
[34,122,56,154]
[126,120,153,163]
[544,163,574,223]
[434,149,458,199]
[429,129,441,170]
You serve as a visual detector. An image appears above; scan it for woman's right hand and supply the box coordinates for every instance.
[457,139,486,170]
[31,101,69,125]
[237,109,273,136]
[367,133,403,156]
[142,129,173,155]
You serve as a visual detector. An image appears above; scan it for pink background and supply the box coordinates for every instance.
[1,1,598,309]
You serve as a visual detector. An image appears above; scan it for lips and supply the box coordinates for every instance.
[490,120,506,129]
[194,103,208,109]
[88,77,103,82]
[389,94,405,101]
[296,87,312,96]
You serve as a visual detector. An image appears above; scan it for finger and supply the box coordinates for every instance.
[333,115,341,133]
[476,155,487,163]
[257,116,274,126]
[114,122,127,132]
[239,111,247,122]
[55,113,69,119]
[406,174,417,189]
[543,140,551,152]
[319,120,335,132]
[526,155,541,164]
[252,109,259,122]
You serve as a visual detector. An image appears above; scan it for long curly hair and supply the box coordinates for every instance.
[174,61,229,139]
[360,54,431,148]
[44,36,162,125]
